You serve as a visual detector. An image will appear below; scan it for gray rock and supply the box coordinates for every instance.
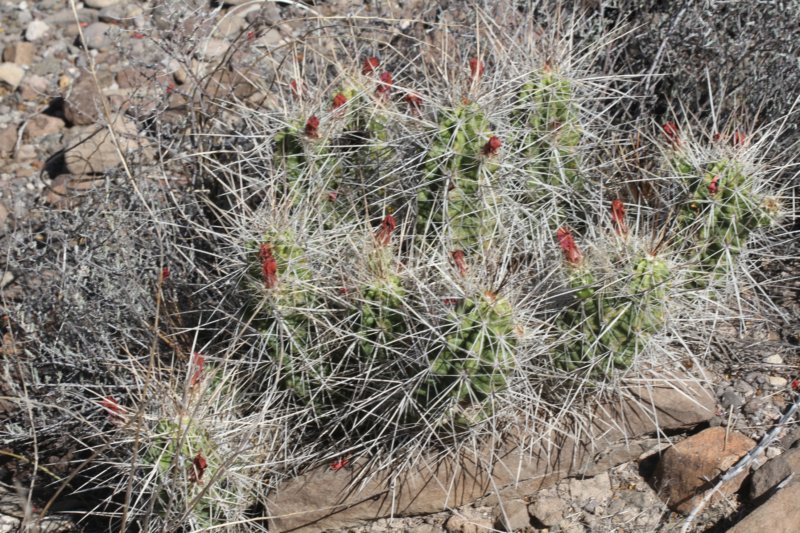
[45,8,99,27]
[720,388,745,409]
[743,397,765,416]
[82,22,113,50]
[763,354,783,365]
[733,380,755,397]
[0,63,24,90]
[749,447,800,500]
[768,376,787,388]
[529,496,565,527]
[0,126,16,155]
[25,20,50,41]
[98,2,144,25]
[492,499,529,532]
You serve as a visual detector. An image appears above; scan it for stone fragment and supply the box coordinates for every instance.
[653,426,755,513]
[18,74,50,100]
[529,496,565,527]
[763,354,783,365]
[728,482,800,533]
[768,376,787,388]
[81,22,113,50]
[196,38,229,61]
[2,42,36,65]
[720,388,745,409]
[25,20,50,41]
[63,117,152,175]
[84,0,120,8]
[24,115,65,141]
[492,499,530,531]
[98,2,144,25]
[569,472,611,507]
[444,509,493,533]
[749,447,800,499]
[44,174,105,207]
[215,14,246,39]
[0,126,17,155]
[64,75,103,126]
[0,63,25,90]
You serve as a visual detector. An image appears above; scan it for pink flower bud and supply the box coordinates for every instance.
[708,175,720,195]
[732,130,747,147]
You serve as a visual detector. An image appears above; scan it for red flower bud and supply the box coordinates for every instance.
[160,266,170,281]
[482,136,502,157]
[330,457,349,471]
[469,57,485,80]
[327,190,338,202]
[376,71,393,96]
[450,249,467,277]
[362,56,380,75]
[290,79,303,99]
[101,396,121,414]
[404,93,423,110]
[259,243,278,289]
[611,199,628,236]
[556,227,582,265]
[708,175,720,195]
[304,115,320,138]
[662,121,681,147]
[190,451,208,482]
[792,378,799,391]
[190,352,205,387]
[732,130,747,147]
[332,92,347,109]
[375,214,397,246]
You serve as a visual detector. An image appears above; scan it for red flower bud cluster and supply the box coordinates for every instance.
[450,249,467,277]
[708,175,720,195]
[662,121,681,147]
[190,352,205,387]
[189,451,208,483]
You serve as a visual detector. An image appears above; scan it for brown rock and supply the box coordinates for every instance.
[0,125,17,155]
[0,62,25,90]
[2,42,36,65]
[492,499,530,531]
[24,115,65,141]
[653,427,755,514]
[728,482,800,533]
[444,508,493,533]
[267,376,715,532]
[529,495,566,527]
[64,75,103,126]
[63,117,152,175]
[749,447,800,500]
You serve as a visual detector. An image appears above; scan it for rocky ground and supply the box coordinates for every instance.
[1,1,799,532]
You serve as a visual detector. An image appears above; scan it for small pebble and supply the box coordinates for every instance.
[768,376,787,388]
[720,388,745,409]
[763,354,783,365]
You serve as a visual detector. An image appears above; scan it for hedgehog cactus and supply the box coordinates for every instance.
[417,102,501,252]
[515,64,582,195]
[554,218,670,373]
[420,290,516,426]
[251,230,320,400]
[667,137,782,284]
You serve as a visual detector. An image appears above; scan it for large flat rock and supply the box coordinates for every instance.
[267,375,715,532]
